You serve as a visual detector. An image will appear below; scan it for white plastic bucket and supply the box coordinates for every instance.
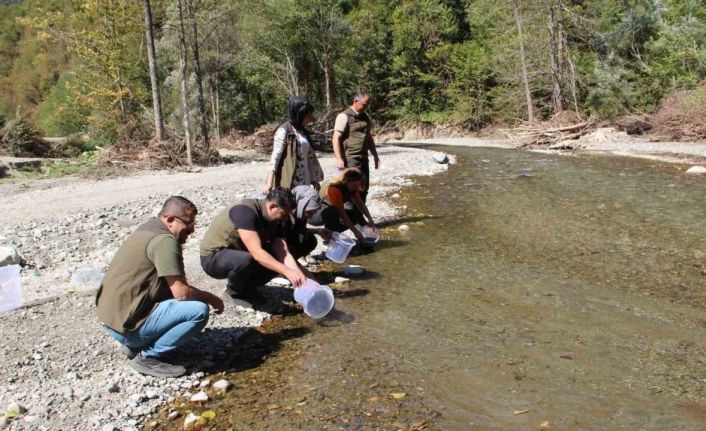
[294,279,334,319]
[0,264,22,313]
[356,224,380,247]
[325,232,356,263]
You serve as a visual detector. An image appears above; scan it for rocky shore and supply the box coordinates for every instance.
[0,145,453,431]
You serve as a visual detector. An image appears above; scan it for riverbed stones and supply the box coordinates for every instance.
[686,165,706,174]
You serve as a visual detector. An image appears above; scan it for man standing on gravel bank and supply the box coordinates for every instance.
[332,91,380,202]
[200,188,313,308]
[96,196,224,378]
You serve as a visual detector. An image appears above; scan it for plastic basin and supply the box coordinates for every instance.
[325,232,356,263]
[294,279,335,319]
[0,264,22,313]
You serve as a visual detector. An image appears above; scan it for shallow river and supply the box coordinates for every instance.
[162,147,706,430]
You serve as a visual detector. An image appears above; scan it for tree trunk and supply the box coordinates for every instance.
[546,0,564,113]
[143,0,164,141]
[558,0,579,114]
[511,0,534,121]
[177,0,192,165]
[186,0,209,158]
[323,55,335,114]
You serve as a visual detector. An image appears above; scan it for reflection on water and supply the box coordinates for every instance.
[182,147,706,430]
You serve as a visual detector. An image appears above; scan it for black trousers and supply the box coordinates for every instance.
[200,250,276,294]
[286,228,318,258]
[309,204,366,233]
[346,156,369,202]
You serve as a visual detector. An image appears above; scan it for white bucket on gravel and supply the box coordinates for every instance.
[0,264,22,313]
[294,279,334,319]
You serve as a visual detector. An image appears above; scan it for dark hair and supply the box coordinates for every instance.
[159,196,198,217]
[353,90,371,101]
[266,187,295,209]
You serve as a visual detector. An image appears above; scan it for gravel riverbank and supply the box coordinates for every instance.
[0,145,452,431]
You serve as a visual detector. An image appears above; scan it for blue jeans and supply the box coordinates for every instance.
[105,299,209,358]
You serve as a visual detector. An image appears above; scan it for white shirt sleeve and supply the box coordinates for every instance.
[334,113,349,133]
[269,127,287,172]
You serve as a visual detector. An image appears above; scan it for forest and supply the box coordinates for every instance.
[0,0,705,162]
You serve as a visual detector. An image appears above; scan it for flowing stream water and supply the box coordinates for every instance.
[160,146,706,430]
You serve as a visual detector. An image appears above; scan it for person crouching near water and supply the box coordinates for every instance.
[263,96,324,193]
[286,185,327,260]
[199,187,318,308]
[309,167,376,244]
[96,196,225,378]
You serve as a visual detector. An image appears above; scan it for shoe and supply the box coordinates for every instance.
[120,344,138,360]
[129,353,186,378]
[222,286,263,309]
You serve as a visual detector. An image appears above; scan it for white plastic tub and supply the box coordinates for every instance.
[294,279,334,319]
[0,264,22,313]
[325,232,356,263]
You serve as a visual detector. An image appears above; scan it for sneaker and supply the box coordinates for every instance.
[129,353,186,378]
[222,287,261,309]
[120,344,138,360]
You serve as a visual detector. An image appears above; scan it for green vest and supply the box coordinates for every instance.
[96,219,176,332]
[342,107,372,159]
[200,199,274,256]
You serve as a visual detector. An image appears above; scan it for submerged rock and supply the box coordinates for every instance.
[398,224,410,232]
[343,265,365,276]
[212,379,231,392]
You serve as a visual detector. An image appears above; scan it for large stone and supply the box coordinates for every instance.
[432,153,449,164]
[685,166,706,175]
[0,246,22,267]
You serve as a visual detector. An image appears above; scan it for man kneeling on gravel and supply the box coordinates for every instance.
[96,196,224,378]
[200,188,314,308]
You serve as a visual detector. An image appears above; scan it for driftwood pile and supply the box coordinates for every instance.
[501,111,596,149]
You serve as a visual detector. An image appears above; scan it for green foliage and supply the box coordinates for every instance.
[1,0,706,148]
[34,75,88,136]
[1,108,45,156]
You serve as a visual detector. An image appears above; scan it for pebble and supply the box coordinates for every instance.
[184,412,201,428]
[190,391,209,402]
[334,276,350,283]
[212,379,232,392]
[107,382,119,393]
[391,193,400,198]
[102,424,117,431]
[5,401,26,415]
[343,265,365,276]
[167,410,180,420]
[398,224,410,232]
[269,277,291,286]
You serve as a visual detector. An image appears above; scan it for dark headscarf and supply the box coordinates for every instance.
[287,96,314,131]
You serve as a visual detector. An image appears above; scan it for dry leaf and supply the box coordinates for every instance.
[390,392,407,399]
[201,410,216,420]
[513,409,530,415]
[540,420,550,428]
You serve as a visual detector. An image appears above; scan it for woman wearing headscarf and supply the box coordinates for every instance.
[263,96,324,193]
[286,185,328,259]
